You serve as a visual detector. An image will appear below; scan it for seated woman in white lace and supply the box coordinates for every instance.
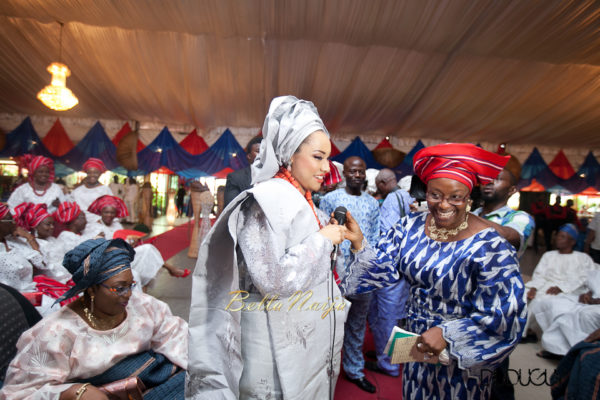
[0,238,188,400]
[82,195,187,287]
[0,203,48,292]
[12,202,70,282]
[54,201,88,253]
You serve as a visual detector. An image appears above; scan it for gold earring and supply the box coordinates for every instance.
[90,294,95,314]
[466,202,472,213]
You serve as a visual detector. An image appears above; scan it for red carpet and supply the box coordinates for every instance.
[334,326,403,400]
[146,221,193,260]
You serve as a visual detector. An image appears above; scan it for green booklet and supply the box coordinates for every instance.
[384,326,420,364]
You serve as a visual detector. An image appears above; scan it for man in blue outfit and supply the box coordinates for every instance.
[320,156,380,393]
[366,170,414,378]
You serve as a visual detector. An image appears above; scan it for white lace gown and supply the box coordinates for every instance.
[0,236,47,292]
[70,184,114,222]
[7,183,67,214]
[0,291,188,400]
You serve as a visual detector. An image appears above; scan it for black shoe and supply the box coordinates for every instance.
[365,350,377,359]
[347,377,376,393]
[536,350,563,360]
[520,333,538,343]
[364,360,399,377]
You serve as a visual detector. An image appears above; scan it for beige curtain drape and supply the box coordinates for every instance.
[0,0,599,151]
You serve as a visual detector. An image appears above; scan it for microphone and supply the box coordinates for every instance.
[331,206,347,263]
[333,206,347,225]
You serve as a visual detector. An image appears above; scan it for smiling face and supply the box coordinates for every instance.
[289,130,331,193]
[32,166,51,186]
[84,167,102,187]
[89,268,134,317]
[101,206,117,226]
[35,216,55,239]
[426,178,470,229]
[343,157,367,194]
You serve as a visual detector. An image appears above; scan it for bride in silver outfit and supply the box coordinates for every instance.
[186,96,348,399]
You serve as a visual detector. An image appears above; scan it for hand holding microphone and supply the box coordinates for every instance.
[319,206,348,245]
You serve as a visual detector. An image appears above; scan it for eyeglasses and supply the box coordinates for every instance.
[425,192,469,206]
[100,281,137,296]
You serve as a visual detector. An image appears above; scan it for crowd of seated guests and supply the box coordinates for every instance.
[0,154,191,397]
[0,238,187,398]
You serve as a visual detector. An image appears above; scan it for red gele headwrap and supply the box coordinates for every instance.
[0,203,9,219]
[88,195,129,218]
[53,201,82,224]
[23,154,55,183]
[413,143,510,190]
[82,157,107,173]
[13,202,52,230]
[323,160,342,186]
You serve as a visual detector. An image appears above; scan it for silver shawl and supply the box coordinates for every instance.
[186,178,347,400]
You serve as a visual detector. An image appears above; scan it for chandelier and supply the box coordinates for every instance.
[37,23,78,111]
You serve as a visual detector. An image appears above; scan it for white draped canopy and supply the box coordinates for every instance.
[1,0,600,154]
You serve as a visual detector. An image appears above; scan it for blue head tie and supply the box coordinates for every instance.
[558,223,578,241]
[56,238,135,303]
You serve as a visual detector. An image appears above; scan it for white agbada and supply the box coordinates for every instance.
[525,250,596,295]
[531,269,600,355]
[70,184,114,224]
[7,183,67,214]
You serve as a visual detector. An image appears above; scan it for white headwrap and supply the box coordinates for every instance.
[251,95,329,185]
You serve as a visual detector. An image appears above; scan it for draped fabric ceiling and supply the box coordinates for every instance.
[1,0,600,151]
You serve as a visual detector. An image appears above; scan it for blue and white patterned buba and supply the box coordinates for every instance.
[341,143,527,399]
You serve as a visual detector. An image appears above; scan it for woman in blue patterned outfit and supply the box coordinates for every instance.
[340,143,527,399]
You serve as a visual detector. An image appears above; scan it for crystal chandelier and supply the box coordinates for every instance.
[37,23,78,111]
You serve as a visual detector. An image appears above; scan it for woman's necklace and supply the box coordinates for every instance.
[274,167,322,228]
[428,213,469,241]
[30,182,48,197]
[81,297,123,330]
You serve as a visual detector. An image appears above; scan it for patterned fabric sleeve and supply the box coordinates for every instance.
[503,210,535,258]
[236,199,333,298]
[0,317,77,399]
[141,293,188,369]
[439,236,527,373]
[339,223,404,296]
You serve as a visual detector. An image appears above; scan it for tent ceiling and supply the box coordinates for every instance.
[1,1,600,149]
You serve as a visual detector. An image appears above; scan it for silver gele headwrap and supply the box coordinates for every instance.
[251,95,329,185]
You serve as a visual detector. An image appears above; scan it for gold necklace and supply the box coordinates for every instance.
[428,213,469,241]
[81,297,123,330]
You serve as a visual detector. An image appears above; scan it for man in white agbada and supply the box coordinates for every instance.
[186,96,348,400]
[526,224,596,300]
[526,223,597,340]
[531,269,600,357]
